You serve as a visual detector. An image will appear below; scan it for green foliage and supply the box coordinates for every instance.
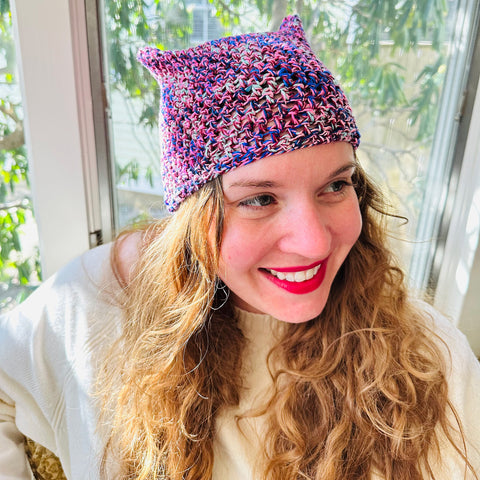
[410,56,446,139]
[116,159,140,184]
[0,0,41,310]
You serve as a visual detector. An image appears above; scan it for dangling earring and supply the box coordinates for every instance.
[212,278,229,310]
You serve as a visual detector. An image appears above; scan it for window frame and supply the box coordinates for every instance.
[434,29,480,320]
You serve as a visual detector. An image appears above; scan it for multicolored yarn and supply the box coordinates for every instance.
[138,15,360,212]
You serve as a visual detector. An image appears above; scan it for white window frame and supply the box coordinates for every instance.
[11,0,107,278]
[10,0,480,326]
[434,77,480,320]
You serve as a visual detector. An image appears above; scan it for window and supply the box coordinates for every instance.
[96,0,480,294]
[10,0,93,280]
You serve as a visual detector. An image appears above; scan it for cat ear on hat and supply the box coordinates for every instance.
[137,47,165,79]
[279,14,308,40]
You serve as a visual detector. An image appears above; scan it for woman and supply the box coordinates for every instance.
[0,15,479,480]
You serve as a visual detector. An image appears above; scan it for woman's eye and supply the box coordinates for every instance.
[239,194,275,208]
[325,180,351,193]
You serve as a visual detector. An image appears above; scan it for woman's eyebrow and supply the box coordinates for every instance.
[226,162,356,189]
[226,180,279,189]
[327,162,357,179]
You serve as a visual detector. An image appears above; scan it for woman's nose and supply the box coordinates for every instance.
[276,203,332,258]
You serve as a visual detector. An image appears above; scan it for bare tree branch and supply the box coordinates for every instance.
[270,0,288,30]
[213,0,240,21]
[0,102,20,123]
[0,198,30,211]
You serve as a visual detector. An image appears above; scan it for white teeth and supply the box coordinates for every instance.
[267,264,321,283]
[294,271,306,282]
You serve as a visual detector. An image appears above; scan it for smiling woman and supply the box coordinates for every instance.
[0,14,479,480]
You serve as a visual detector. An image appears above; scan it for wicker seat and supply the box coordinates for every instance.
[25,438,67,480]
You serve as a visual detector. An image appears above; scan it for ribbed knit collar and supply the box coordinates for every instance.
[233,306,284,342]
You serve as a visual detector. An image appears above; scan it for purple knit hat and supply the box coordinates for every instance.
[138,15,360,212]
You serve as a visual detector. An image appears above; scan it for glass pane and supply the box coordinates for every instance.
[100,0,477,290]
[0,1,41,311]
[103,0,228,228]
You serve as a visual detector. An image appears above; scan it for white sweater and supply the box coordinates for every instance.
[0,243,122,479]
[0,244,479,479]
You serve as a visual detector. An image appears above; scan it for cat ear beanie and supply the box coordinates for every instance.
[138,15,360,212]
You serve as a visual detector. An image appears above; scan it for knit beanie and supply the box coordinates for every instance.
[138,15,360,212]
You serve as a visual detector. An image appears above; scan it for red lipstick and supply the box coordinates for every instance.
[262,259,328,294]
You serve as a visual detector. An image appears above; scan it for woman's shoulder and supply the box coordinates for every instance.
[113,231,143,286]
[415,301,480,411]
[43,230,142,295]
[413,299,475,360]
[413,300,480,475]
[21,230,144,320]
[0,241,128,347]
[40,241,120,303]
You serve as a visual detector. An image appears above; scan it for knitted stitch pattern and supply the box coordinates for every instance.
[138,15,360,211]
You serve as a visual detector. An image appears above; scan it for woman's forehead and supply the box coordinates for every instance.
[222,142,355,187]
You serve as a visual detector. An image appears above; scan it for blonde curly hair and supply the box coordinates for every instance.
[98,165,476,480]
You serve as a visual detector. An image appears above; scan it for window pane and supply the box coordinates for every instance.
[0,0,41,311]
[103,1,229,228]
[100,0,477,290]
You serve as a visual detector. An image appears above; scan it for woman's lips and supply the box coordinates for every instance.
[261,259,328,294]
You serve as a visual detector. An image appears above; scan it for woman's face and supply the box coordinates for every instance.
[217,142,362,323]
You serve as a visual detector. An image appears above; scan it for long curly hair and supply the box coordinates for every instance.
[98,164,476,479]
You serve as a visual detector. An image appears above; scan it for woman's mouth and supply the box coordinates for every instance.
[265,264,321,282]
[261,260,328,294]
